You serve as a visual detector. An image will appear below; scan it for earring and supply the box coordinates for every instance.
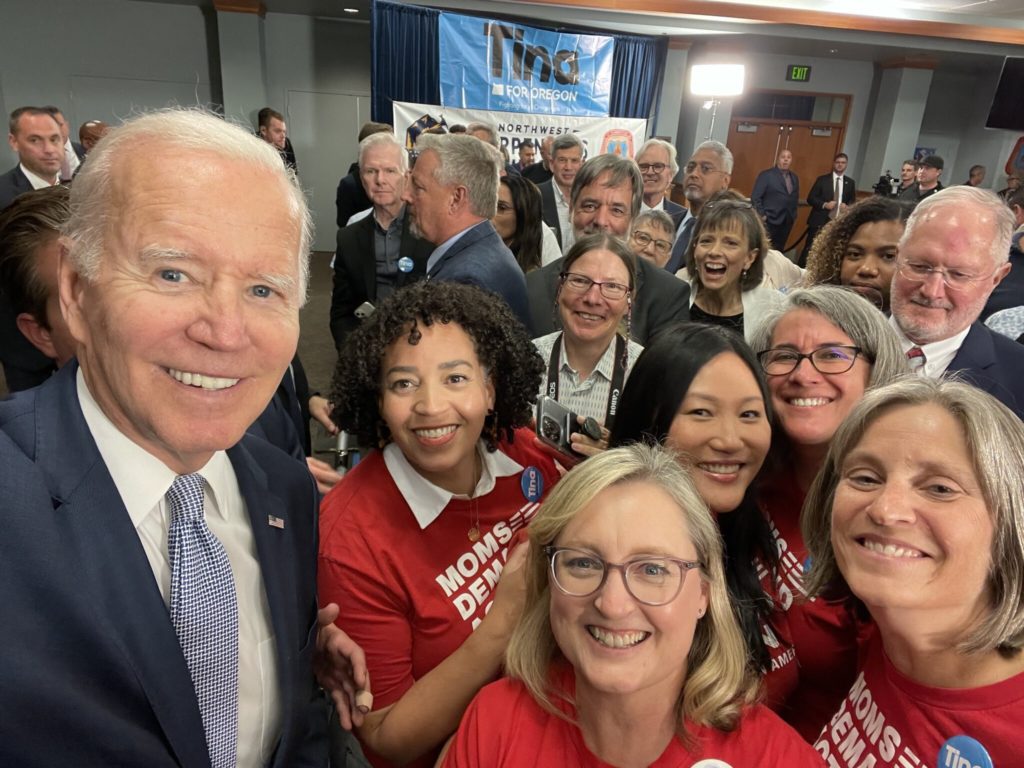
[697,608,705,618]
[741,267,749,282]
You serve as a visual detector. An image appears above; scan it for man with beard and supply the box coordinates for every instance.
[890,186,1024,418]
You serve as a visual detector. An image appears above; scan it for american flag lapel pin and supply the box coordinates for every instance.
[268,515,285,529]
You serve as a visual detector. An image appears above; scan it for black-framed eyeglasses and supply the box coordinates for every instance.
[758,345,865,376]
[638,162,669,174]
[545,546,702,606]
[559,272,630,300]
[897,260,995,291]
[630,230,672,255]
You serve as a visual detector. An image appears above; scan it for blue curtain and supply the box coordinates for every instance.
[610,33,669,122]
[371,1,440,123]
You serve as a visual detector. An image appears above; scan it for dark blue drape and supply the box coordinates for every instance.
[371,1,440,123]
[372,1,666,126]
[610,33,669,121]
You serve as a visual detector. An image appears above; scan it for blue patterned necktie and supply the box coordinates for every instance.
[166,473,239,768]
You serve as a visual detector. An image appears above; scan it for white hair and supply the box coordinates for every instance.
[693,140,734,174]
[358,131,408,173]
[417,133,501,218]
[63,107,313,303]
[901,185,1016,266]
[636,138,679,176]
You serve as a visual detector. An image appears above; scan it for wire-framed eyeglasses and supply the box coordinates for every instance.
[630,230,673,255]
[897,260,996,291]
[758,345,865,376]
[545,546,702,606]
[559,272,630,301]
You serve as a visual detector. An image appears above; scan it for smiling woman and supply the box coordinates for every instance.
[679,191,785,341]
[441,444,821,767]
[803,378,1024,765]
[318,281,560,768]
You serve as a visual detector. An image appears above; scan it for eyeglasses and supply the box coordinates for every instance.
[758,345,865,376]
[638,162,669,174]
[560,272,630,300]
[684,161,724,176]
[702,200,753,212]
[897,260,995,291]
[631,230,672,255]
[545,546,702,606]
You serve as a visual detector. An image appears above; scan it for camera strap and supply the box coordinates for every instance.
[546,333,627,430]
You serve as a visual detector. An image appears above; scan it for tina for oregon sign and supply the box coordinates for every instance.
[439,13,614,117]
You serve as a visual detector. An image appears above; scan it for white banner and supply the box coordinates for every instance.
[393,101,647,162]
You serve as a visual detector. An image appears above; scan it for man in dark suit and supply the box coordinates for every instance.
[667,140,735,273]
[522,136,554,185]
[539,132,585,251]
[0,108,366,766]
[890,186,1024,419]
[636,138,686,230]
[43,106,86,180]
[335,121,392,228]
[526,153,689,343]
[802,152,856,265]
[403,133,530,327]
[331,132,432,348]
[751,148,799,253]
[1,106,63,210]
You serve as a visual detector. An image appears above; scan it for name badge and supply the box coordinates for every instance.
[397,256,414,273]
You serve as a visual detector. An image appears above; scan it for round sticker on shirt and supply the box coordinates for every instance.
[397,256,414,273]
[692,761,733,768]
[521,466,543,502]
[802,555,813,574]
[937,736,993,768]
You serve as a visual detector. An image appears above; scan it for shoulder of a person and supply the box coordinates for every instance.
[319,450,392,530]
[501,427,560,482]
[727,704,822,757]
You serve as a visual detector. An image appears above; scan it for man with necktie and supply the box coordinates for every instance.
[889,186,1024,419]
[751,148,800,253]
[803,152,856,266]
[0,108,364,766]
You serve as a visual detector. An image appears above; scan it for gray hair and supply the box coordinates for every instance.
[632,208,675,237]
[466,120,499,148]
[636,138,679,176]
[357,131,408,173]
[551,132,584,157]
[416,133,501,218]
[747,285,908,390]
[62,108,313,303]
[901,185,1016,266]
[803,377,1024,656]
[692,140,734,174]
[570,154,643,220]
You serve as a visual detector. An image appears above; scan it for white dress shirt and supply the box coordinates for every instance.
[888,315,971,378]
[20,163,58,190]
[553,182,575,254]
[76,369,281,766]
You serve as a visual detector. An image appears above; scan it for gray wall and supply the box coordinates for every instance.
[0,0,213,150]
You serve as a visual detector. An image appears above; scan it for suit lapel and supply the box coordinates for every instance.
[37,364,209,767]
[948,323,995,378]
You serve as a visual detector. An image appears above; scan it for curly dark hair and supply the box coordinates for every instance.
[804,196,913,286]
[330,280,544,451]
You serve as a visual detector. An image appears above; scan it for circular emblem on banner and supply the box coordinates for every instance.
[937,736,993,768]
[398,256,414,273]
[521,466,543,502]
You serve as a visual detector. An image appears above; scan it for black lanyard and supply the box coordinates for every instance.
[546,333,627,429]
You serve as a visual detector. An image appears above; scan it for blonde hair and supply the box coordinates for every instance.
[505,443,758,737]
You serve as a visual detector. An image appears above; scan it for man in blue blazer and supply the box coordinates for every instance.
[890,186,1024,419]
[404,132,530,328]
[751,148,799,253]
[0,109,343,766]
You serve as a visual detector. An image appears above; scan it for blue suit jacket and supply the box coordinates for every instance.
[0,363,327,767]
[751,167,799,226]
[428,219,530,328]
[0,163,33,210]
[947,321,1024,420]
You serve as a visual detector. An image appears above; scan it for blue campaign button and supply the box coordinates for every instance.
[397,256,414,273]
[521,466,543,502]
[802,555,813,573]
[938,735,993,768]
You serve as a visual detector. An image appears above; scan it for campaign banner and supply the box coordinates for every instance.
[438,12,614,117]
[393,101,647,162]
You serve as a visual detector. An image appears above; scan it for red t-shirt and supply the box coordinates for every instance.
[443,666,824,767]
[814,626,1024,767]
[758,468,862,740]
[318,429,558,768]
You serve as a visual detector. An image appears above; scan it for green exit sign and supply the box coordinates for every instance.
[787,65,812,82]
